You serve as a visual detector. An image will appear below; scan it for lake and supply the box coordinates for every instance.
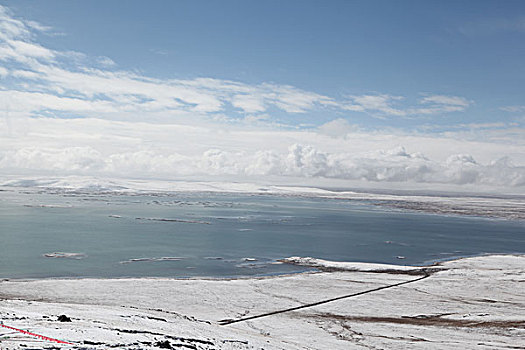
[1,188,524,279]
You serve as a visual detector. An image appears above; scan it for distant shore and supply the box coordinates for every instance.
[2,176,525,220]
[1,254,523,349]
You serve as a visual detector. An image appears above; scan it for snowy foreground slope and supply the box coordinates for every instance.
[0,255,524,349]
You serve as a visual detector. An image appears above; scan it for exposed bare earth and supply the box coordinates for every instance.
[0,255,524,349]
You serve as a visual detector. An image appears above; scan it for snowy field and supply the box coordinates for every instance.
[0,254,523,349]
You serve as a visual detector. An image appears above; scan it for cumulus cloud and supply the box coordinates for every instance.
[0,146,105,172]
[0,113,523,191]
[1,143,523,188]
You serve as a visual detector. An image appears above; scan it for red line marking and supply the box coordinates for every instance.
[0,323,74,345]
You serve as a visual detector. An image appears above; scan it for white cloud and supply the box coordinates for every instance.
[96,56,116,67]
[347,94,405,116]
[420,95,470,107]
[343,94,471,118]
[7,39,55,60]
[11,69,40,79]
[501,105,525,113]
[25,20,53,33]
[0,90,119,116]
[0,6,31,41]
[317,118,360,137]
[1,146,105,172]
[231,94,266,113]
[244,114,271,123]
[269,84,335,113]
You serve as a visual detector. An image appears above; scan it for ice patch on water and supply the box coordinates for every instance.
[43,252,87,260]
[24,204,73,208]
[135,217,210,224]
[235,262,268,269]
[120,257,185,264]
[384,240,410,246]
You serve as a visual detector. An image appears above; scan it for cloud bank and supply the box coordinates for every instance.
[1,116,523,192]
[1,142,523,189]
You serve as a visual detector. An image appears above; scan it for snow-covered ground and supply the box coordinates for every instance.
[0,254,523,349]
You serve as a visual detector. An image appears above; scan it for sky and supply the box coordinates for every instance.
[0,0,524,193]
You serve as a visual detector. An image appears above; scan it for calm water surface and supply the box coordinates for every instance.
[0,189,524,279]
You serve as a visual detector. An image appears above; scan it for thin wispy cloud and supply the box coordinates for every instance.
[342,94,471,118]
[460,16,525,36]
[501,105,525,113]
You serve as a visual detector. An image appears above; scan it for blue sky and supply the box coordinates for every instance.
[4,0,525,128]
[0,1,524,191]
